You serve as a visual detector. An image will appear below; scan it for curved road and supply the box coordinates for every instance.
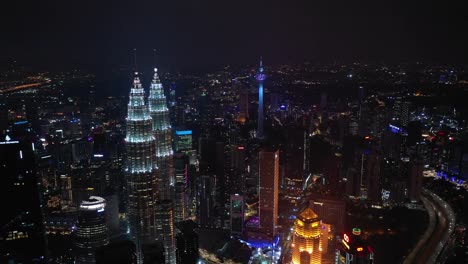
[403,189,455,264]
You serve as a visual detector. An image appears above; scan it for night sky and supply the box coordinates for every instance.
[2,0,468,71]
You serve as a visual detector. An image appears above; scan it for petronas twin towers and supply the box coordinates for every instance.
[125,68,176,264]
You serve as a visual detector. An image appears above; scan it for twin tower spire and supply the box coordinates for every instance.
[125,67,176,264]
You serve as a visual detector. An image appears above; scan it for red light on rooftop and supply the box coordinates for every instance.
[238,146,245,150]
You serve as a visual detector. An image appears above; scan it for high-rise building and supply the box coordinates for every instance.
[285,127,306,199]
[259,149,279,238]
[336,228,374,264]
[155,200,176,264]
[0,134,47,263]
[148,68,176,264]
[230,194,244,236]
[409,159,423,202]
[292,207,322,264]
[148,68,174,200]
[366,152,382,203]
[256,58,266,139]
[74,196,109,264]
[95,240,138,264]
[175,220,199,264]
[309,198,346,233]
[197,175,214,227]
[238,81,249,123]
[124,72,157,260]
[174,182,186,223]
[174,130,192,152]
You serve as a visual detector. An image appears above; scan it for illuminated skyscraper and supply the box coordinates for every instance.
[174,182,185,223]
[292,207,322,264]
[259,149,279,238]
[155,200,176,264]
[124,73,157,261]
[256,58,266,139]
[74,196,109,264]
[0,134,47,263]
[148,68,176,264]
[149,68,174,200]
[230,194,244,236]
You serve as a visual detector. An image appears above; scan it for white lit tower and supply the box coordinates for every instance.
[124,72,157,261]
[256,58,266,139]
[148,68,176,264]
[149,68,175,199]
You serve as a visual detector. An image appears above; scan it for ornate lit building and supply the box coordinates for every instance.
[292,207,322,264]
[124,73,157,261]
[148,68,174,199]
[148,68,176,264]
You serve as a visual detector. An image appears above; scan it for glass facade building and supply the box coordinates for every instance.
[74,196,109,264]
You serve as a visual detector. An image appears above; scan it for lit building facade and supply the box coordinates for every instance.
[124,73,157,260]
[259,149,279,238]
[148,68,176,264]
[230,194,244,236]
[155,200,176,264]
[256,58,266,139]
[174,182,185,223]
[174,130,192,152]
[336,228,374,264]
[292,207,322,264]
[149,68,174,200]
[74,196,109,264]
[0,135,47,262]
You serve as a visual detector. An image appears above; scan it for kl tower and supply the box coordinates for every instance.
[256,58,266,139]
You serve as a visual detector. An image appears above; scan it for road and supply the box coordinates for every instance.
[403,189,455,264]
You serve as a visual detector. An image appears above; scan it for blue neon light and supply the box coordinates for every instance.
[14,121,28,125]
[176,130,192,136]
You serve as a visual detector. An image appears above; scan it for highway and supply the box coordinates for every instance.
[0,82,45,93]
[403,189,455,264]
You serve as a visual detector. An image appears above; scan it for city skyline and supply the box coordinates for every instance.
[1,1,468,264]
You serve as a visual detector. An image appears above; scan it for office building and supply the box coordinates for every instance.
[124,72,157,259]
[174,130,192,152]
[148,68,174,200]
[366,151,382,203]
[96,240,138,264]
[292,207,322,264]
[409,159,424,202]
[175,220,199,264]
[149,68,176,264]
[230,194,244,236]
[259,149,279,238]
[174,182,186,223]
[336,228,374,264]
[309,198,346,233]
[0,134,47,263]
[74,196,109,264]
[155,200,176,264]
[197,175,215,227]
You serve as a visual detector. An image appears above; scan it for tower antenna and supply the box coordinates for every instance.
[133,48,138,73]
